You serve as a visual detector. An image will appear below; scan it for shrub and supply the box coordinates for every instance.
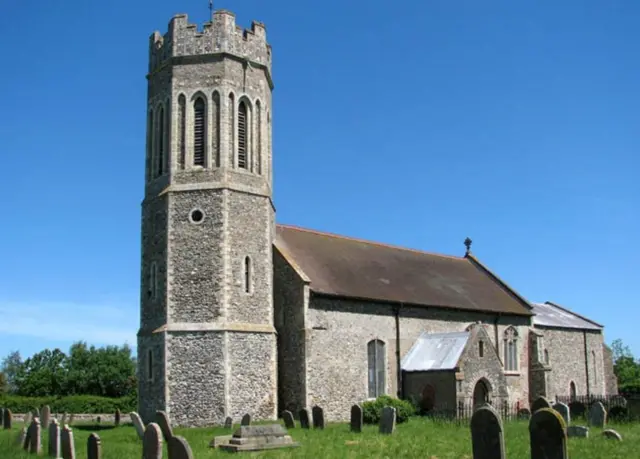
[0,394,136,414]
[361,395,416,424]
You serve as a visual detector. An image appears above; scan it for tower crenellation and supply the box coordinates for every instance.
[149,12,271,75]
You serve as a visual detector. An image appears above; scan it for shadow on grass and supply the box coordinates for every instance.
[72,425,118,432]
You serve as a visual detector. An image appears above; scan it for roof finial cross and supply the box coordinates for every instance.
[464,237,472,255]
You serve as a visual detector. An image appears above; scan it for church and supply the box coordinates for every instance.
[137,9,617,427]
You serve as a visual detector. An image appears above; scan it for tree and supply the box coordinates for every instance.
[0,371,7,394]
[610,339,640,395]
[1,350,23,393]
[14,348,67,396]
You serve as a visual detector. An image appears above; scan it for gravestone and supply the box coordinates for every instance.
[168,435,194,459]
[143,423,163,459]
[379,406,396,435]
[224,417,233,429]
[61,425,76,459]
[552,402,571,426]
[589,401,607,428]
[567,425,589,438]
[529,408,567,459]
[312,406,325,429]
[350,404,363,433]
[470,404,505,459]
[130,411,146,440]
[115,409,121,427]
[87,433,102,459]
[28,418,42,454]
[218,424,300,452]
[241,413,251,426]
[299,409,310,429]
[155,410,174,441]
[602,429,622,441]
[531,396,552,413]
[97,416,102,424]
[282,410,295,429]
[49,419,61,458]
[41,405,51,429]
[3,407,11,429]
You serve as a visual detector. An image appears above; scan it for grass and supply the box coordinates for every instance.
[1,417,638,458]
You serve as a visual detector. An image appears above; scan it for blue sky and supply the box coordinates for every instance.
[0,0,638,362]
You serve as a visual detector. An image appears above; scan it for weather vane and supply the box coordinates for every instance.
[464,237,473,255]
[209,0,214,20]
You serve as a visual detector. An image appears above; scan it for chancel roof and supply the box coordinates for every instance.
[401,331,470,371]
[275,225,533,316]
[531,302,603,331]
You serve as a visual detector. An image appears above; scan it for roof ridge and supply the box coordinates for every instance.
[276,223,465,261]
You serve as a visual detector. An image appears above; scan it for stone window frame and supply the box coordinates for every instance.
[188,208,205,225]
[211,90,221,168]
[147,349,154,382]
[192,92,208,168]
[148,262,158,301]
[177,93,187,170]
[236,96,253,171]
[243,255,253,295]
[255,99,263,175]
[367,339,386,399]
[503,326,519,373]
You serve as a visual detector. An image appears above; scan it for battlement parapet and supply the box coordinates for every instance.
[149,11,271,73]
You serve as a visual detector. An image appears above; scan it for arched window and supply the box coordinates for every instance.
[255,100,262,175]
[147,349,154,381]
[212,91,221,167]
[592,350,597,385]
[238,100,248,169]
[228,93,235,158]
[146,108,154,180]
[177,95,186,170]
[503,327,518,372]
[157,106,166,177]
[479,340,484,358]
[367,339,386,398]
[244,256,252,294]
[148,262,158,301]
[193,97,206,167]
[569,381,577,400]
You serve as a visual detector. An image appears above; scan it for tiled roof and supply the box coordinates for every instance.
[275,224,533,316]
[401,331,470,371]
[532,302,603,331]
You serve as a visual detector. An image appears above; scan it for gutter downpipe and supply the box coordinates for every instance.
[583,330,591,397]
[394,303,403,399]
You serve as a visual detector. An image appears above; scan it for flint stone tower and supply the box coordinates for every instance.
[137,10,277,426]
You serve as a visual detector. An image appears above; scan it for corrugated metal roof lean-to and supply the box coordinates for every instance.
[531,302,603,331]
[401,331,470,372]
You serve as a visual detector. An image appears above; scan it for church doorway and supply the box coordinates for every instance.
[472,379,490,408]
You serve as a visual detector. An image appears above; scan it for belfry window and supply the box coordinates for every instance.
[193,97,206,167]
[238,101,248,169]
[367,339,386,398]
[503,327,518,372]
[178,95,186,170]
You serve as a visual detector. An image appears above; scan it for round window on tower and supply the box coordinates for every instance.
[189,208,205,224]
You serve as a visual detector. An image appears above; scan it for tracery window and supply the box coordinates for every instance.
[367,339,386,398]
[503,327,518,371]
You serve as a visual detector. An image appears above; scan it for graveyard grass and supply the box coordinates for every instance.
[1,417,638,458]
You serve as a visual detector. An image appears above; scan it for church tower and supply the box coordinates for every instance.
[137,10,276,426]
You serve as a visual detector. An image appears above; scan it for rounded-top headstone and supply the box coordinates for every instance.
[529,408,567,459]
[168,435,194,459]
[143,422,163,459]
[470,404,505,459]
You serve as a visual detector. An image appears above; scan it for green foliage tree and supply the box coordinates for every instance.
[0,371,7,394]
[610,339,640,394]
[1,350,23,393]
[14,348,68,396]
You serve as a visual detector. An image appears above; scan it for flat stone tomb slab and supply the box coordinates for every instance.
[218,424,300,452]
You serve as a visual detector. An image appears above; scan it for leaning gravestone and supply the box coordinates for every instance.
[168,435,195,459]
[224,417,233,429]
[241,413,251,426]
[299,409,310,429]
[155,410,174,441]
[529,408,567,459]
[531,396,552,413]
[567,425,589,438]
[602,429,622,441]
[218,424,300,452]
[49,419,61,458]
[130,411,146,440]
[350,404,363,433]
[87,433,102,459]
[312,405,325,429]
[143,423,163,459]
[470,404,505,459]
[41,405,51,429]
[61,425,76,459]
[589,401,607,428]
[379,406,396,435]
[282,410,295,429]
[553,402,571,426]
[28,418,42,454]
[3,407,12,429]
